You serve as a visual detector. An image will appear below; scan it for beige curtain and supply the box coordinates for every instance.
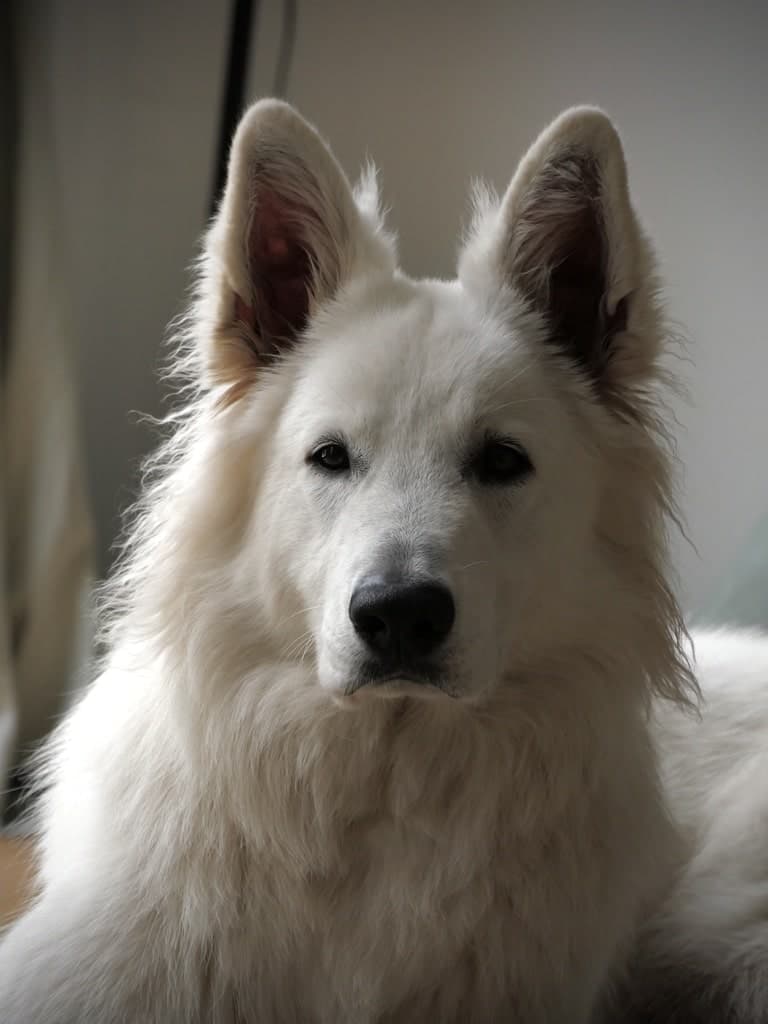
[0,6,95,819]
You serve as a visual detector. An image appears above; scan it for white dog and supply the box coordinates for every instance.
[1,101,766,1023]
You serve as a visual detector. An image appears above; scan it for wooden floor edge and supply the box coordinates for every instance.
[0,836,36,927]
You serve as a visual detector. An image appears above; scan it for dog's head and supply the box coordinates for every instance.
[133,101,691,708]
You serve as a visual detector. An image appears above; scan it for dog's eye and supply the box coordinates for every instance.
[473,439,533,485]
[309,442,351,473]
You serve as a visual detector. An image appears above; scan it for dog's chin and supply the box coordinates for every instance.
[318,649,462,703]
[350,676,454,701]
[326,665,457,702]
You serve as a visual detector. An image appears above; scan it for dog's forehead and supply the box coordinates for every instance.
[295,278,543,431]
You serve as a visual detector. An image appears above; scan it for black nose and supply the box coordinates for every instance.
[349,579,455,663]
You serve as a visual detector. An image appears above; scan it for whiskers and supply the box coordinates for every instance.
[273,603,322,664]
[481,360,557,419]
[273,602,322,632]
[280,629,316,664]
[483,394,555,418]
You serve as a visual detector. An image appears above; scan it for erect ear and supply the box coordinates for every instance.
[200,100,391,390]
[459,107,657,398]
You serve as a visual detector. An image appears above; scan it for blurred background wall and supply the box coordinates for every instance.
[16,0,768,612]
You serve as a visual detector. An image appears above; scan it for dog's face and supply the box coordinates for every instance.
[260,284,599,700]
[199,101,665,702]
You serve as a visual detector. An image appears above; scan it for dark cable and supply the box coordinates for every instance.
[209,0,259,218]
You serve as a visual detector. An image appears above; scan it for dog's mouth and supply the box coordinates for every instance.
[344,661,455,699]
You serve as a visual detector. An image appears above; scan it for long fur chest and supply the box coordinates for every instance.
[153,689,672,1022]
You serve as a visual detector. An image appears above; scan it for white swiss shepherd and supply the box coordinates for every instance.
[0,101,766,1023]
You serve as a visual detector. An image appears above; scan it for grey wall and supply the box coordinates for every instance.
[23,0,228,571]
[33,0,768,610]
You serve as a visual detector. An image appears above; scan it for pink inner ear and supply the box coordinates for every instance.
[236,192,314,351]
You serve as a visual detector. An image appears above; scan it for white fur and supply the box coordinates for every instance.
[0,101,765,1023]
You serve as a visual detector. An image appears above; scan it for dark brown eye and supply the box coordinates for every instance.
[309,442,350,473]
[473,439,533,486]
